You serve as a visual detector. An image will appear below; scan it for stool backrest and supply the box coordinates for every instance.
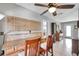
[25,37,40,56]
[47,35,53,50]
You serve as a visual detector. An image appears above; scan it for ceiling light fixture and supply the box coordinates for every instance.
[48,7,56,13]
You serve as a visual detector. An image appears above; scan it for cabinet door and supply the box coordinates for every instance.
[29,21,34,30]
[15,17,30,31]
[35,21,41,30]
[15,17,25,31]
[25,20,30,30]
[6,16,41,32]
[29,20,41,30]
[15,18,20,31]
[7,16,15,32]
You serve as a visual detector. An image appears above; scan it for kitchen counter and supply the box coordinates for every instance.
[3,33,41,47]
[3,32,42,55]
[6,34,40,41]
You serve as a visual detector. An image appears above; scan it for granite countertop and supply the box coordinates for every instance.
[3,32,42,48]
[5,31,42,41]
[2,31,42,55]
[6,34,39,41]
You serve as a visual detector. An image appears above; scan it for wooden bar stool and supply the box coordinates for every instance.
[55,31,60,41]
[25,37,40,56]
[39,35,53,56]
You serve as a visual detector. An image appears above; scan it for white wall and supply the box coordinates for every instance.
[0,18,5,32]
[52,8,78,33]
[59,9,78,22]
[47,21,51,35]
[0,20,3,32]
[4,6,43,21]
[61,21,78,39]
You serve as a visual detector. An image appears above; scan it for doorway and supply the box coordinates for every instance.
[66,25,72,38]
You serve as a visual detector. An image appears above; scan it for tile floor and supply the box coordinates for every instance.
[53,38,72,56]
[17,38,78,56]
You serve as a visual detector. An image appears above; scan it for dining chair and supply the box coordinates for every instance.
[39,35,53,56]
[25,37,40,56]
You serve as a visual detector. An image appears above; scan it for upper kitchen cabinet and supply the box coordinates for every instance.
[14,17,30,31]
[6,16,15,32]
[29,20,41,30]
[3,16,41,32]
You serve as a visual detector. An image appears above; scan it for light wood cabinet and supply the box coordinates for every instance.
[29,20,41,30]
[6,16,15,32]
[4,16,41,32]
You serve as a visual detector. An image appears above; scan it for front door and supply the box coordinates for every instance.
[66,25,71,38]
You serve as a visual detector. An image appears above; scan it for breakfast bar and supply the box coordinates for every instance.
[3,32,44,55]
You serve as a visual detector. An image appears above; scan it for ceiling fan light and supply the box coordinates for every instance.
[48,7,56,13]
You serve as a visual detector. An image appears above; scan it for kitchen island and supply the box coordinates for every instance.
[3,32,42,55]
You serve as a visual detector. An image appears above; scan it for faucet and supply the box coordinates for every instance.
[29,30,31,34]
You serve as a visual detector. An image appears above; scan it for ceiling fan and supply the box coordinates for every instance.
[34,3,75,16]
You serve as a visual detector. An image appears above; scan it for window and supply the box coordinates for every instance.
[66,25,71,37]
[43,20,47,36]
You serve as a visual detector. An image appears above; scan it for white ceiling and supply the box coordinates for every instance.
[0,3,78,22]
[16,3,79,22]
[0,3,17,14]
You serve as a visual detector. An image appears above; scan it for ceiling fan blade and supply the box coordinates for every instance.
[53,11,57,16]
[57,5,75,9]
[34,3,48,7]
[40,9,48,15]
